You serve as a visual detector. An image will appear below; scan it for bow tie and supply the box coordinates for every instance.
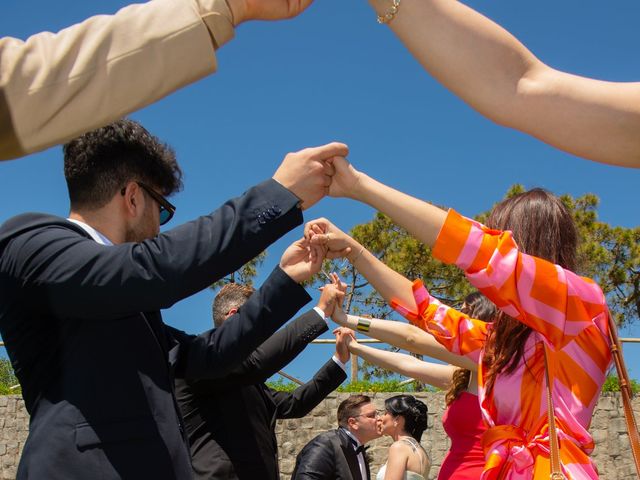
[354,444,368,455]
[349,439,369,455]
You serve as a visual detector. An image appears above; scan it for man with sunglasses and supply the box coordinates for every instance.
[0,118,347,479]
[292,394,382,480]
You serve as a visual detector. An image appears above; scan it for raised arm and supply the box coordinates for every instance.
[342,331,457,389]
[316,157,447,255]
[333,311,474,370]
[368,0,640,168]
[0,0,314,160]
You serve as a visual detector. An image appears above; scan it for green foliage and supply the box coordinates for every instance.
[0,358,20,395]
[337,379,438,393]
[210,250,267,292]
[265,378,299,393]
[601,374,640,394]
[266,378,437,393]
[265,376,635,394]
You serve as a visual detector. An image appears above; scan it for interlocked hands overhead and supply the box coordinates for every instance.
[272,143,348,211]
[317,272,347,317]
[333,326,355,364]
[279,237,324,283]
[304,217,359,260]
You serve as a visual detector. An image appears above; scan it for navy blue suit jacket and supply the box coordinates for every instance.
[0,179,303,479]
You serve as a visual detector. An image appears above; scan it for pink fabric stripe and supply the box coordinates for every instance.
[413,286,430,306]
[492,369,523,425]
[565,269,605,305]
[466,247,518,293]
[455,223,485,270]
[516,255,568,329]
[562,340,607,385]
[563,461,599,480]
[592,311,609,340]
[554,378,600,429]
[486,247,519,290]
[563,319,597,337]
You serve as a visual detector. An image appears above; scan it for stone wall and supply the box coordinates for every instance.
[0,393,637,479]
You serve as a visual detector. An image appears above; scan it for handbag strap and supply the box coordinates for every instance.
[542,344,566,480]
[606,309,640,476]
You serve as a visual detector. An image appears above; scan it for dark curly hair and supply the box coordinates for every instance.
[385,395,429,441]
[63,119,183,210]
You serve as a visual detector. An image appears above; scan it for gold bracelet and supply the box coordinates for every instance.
[377,0,401,24]
[356,318,371,333]
[349,246,365,265]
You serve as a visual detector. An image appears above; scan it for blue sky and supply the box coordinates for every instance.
[2,0,640,383]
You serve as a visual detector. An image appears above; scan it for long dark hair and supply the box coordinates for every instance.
[445,292,497,406]
[385,395,429,441]
[482,188,577,394]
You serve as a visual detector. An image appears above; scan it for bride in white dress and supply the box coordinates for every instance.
[376,395,430,480]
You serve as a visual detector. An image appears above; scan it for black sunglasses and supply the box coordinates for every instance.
[121,182,176,226]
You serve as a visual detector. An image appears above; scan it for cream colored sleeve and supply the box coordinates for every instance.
[0,0,235,161]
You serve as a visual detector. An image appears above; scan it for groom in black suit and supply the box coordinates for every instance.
[0,119,347,479]
[176,280,349,479]
[292,394,381,480]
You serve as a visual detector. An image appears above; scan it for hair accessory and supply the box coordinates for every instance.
[377,0,401,24]
[356,318,371,333]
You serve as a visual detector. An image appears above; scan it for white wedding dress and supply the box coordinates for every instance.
[376,437,428,480]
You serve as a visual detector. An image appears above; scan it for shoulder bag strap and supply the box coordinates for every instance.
[543,343,567,480]
[606,308,640,476]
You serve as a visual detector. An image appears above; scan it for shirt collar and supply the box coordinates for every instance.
[67,218,113,246]
[341,427,362,447]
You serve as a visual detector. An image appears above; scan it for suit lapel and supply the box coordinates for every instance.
[364,451,371,480]
[337,429,364,480]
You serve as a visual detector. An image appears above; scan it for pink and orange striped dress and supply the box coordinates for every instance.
[392,210,611,479]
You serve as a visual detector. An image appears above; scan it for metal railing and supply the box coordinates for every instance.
[276,337,640,385]
[1,338,638,389]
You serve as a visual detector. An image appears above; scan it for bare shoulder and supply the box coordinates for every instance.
[388,440,413,456]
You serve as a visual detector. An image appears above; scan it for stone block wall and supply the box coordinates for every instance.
[0,397,28,480]
[276,392,639,480]
[0,392,638,479]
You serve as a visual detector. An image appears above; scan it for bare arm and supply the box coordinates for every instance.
[368,0,640,168]
[320,157,447,255]
[347,337,456,389]
[335,312,475,370]
[0,0,314,160]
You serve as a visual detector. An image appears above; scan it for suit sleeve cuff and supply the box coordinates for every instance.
[196,0,236,49]
[331,355,348,373]
[313,306,330,328]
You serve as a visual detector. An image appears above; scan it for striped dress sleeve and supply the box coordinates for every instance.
[391,280,488,363]
[431,209,608,349]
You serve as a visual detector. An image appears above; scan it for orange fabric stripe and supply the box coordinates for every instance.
[557,351,600,405]
[574,327,610,374]
[432,209,471,265]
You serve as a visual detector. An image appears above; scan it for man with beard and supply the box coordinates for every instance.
[0,118,347,479]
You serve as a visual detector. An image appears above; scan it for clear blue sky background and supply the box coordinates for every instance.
[2,0,640,384]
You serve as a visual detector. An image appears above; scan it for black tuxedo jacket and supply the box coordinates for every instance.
[292,428,371,480]
[0,179,303,479]
[175,309,347,480]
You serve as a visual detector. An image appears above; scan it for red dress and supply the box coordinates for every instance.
[439,392,486,479]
